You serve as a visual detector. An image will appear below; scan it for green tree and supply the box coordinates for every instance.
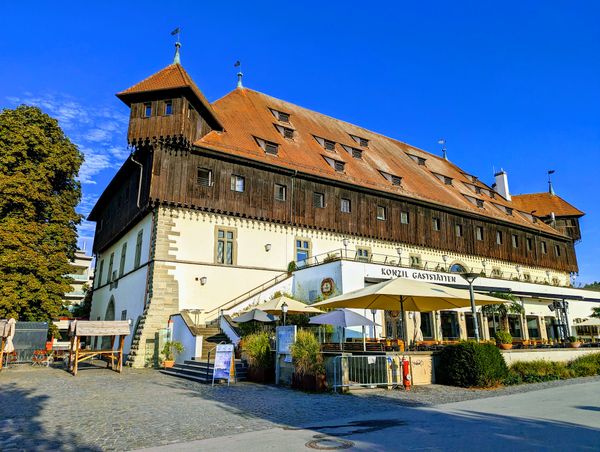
[481,292,524,333]
[0,105,83,321]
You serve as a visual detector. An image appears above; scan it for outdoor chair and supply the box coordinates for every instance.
[32,350,53,367]
[3,351,18,368]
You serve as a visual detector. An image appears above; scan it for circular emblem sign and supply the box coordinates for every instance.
[320,278,335,296]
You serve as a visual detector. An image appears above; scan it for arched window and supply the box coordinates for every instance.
[449,263,467,273]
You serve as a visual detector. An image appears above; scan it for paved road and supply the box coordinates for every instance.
[147,380,600,451]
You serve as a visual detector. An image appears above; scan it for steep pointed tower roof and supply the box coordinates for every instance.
[117,63,223,130]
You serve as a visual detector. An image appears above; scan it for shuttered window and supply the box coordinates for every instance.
[313,192,325,208]
[274,184,287,201]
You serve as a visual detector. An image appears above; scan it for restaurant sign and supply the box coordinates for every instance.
[366,265,463,285]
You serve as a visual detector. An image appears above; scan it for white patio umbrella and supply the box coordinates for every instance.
[234,309,278,323]
[257,296,323,315]
[3,318,16,354]
[309,309,379,351]
[413,311,424,342]
[313,278,502,343]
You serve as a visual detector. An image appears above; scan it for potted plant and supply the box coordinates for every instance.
[243,331,274,383]
[568,336,582,348]
[290,330,327,392]
[161,341,184,368]
[495,330,513,350]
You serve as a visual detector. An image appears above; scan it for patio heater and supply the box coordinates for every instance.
[281,301,288,326]
[460,272,481,342]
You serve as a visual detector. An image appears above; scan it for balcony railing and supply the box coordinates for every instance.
[293,248,566,287]
[66,273,90,282]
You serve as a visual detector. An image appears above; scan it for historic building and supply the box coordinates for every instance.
[88,46,596,366]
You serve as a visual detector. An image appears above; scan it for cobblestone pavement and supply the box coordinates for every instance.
[1,364,598,451]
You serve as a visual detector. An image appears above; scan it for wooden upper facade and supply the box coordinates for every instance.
[89,61,583,274]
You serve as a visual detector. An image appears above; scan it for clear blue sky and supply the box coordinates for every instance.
[1,1,598,284]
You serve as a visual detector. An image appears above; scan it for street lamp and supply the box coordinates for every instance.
[396,247,402,266]
[342,238,349,258]
[460,272,481,342]
[370,308,377,339]
[281,301,288,326]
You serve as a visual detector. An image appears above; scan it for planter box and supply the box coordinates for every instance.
[569,342,582,349]
[498,343,513,350]
[291,373,327,392]
[247,366,275,384]
[163,360,175,369]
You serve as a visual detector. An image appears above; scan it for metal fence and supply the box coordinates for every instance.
[330,355,403,392]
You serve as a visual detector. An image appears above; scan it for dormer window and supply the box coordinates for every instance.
[350,134,369,147]
[476,199,484,208]
[407,153,427,166]
[323,155,345,172]
[165,100,173,115]
[144,102,152,117]
[314,136,336,152]
[270,109,290,123]
[274,124,294,140]
[351,148,362,159]
[433,172,453,185]
[379,171,402,186]
[255,137,279,155]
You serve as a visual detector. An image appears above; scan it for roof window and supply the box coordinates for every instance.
[270,109,290,123]
[379,171,402,186]
[314,136,336,152]
[350,134,369,147]
[433,172,453,185]
[274,124,294,139]
[255,137,279,155]
[323,156,345,173]
[407,153,427,166]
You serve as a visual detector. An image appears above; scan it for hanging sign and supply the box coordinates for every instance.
[212,343,235,386]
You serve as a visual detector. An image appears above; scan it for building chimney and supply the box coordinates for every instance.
[494,170,511,201]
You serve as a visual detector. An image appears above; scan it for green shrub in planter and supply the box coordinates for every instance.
[436,341,508,388]
[290,330,323,376]
[494,330,512,344]
[243,332,273,368]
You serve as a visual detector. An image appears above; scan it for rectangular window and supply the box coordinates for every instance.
[216,228,235,265]
[356,247,370,262]
[455,224,463,237]
[359,137,369,147]
[134,230,143,268]
[476,226,484,241]
[432,218,440,231]
[119,243,127,277]
[313,192,325,208]
[340,198,351,213]
[265,141,279,155]
[296,239,311,263]
[444,176,453,185]
[274,183,287,201]
[400,211,409,224]
[476,199,484,208]
[278,111,290,123]
[526,237,533,252]
[165,100,173,115]
[197,167,213,187]
[512,234,519,248]
[97,259,104,288]
[324,139,335,151]
[282,127,294,139]
[144,102,152,117]
[491,267,502,278]
[376,205,387,220]
[352,148,362,159]
[421,312,433,338]
[107,253,114,284]
[391,176,402,186]
[541,241,547,254]
[527,316,540,339]
[555,245,561,257]
[230,175,245,192]
[496,231,503,245]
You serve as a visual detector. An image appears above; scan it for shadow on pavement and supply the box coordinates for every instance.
[0,382,100,451]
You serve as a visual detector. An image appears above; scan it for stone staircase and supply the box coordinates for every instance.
[161,359,248,384]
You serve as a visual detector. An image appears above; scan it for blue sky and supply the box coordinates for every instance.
[1,1,598,284]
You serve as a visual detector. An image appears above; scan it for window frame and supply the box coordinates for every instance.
[119,243,127,277]
[376,205,387,221]
[496,230,503,245]
[143,102,152,118]
[313,192,325,209]
[476,226,484,241]
[295,238,311,263]
[215,226,237,266]
[340,197,351,213]
[197,167,213,187]
[455,224,463,237]
[356,247,371,262]
[164,100,173,116]
[134,230,144,269]
[432,217,441,231]
[274,183,287,202]
[230,174,245,192]
[400,211,409,224]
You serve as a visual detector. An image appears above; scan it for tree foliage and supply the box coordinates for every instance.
[481,292,524,332]
[0,105,83,321]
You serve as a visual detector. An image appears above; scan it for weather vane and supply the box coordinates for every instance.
[170,27,182,64]
[235,60,243,88]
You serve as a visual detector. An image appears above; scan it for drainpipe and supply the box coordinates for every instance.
[130,152,143,209]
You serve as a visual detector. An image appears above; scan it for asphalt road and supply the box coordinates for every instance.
[146,380,600,451]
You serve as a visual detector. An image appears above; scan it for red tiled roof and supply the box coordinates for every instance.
[196,88,568,237]
[117,64,222,129]
[512,193,584,218]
